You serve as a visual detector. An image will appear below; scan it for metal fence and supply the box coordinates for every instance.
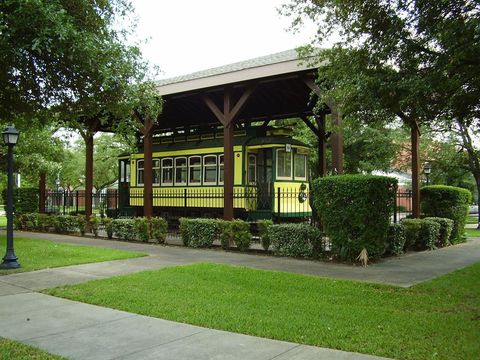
[43,187,411,223]
[393,190,413,222]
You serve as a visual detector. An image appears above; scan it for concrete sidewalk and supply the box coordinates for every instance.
[2,230,480,288]
[0,289,388,360]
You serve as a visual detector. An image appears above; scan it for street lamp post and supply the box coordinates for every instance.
[423,162,432,186]
[1,126,20,269]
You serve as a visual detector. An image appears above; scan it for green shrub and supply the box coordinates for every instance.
[218,220,251,251]
[89,215,100,237]
[401,219,423,250]
[53,215,78,234]
[134,217,150,242]
[37,213,54,231]
[77,215,87,236]
[421,185,471,243]
[179,218,218,248]
[257,220,273,251]
[20,213,37,231]
[112,218,136,241]
[13,214,22,230]
[418,219,441,250]
[103,218,114,239]
[312,175,397,261]
[424,217,454,247]
[269,223,323,258]
[386,223,406,256]
[3,187,39,214]
[150,217,168,244]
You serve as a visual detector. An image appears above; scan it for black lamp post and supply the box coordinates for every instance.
[1,126,20,269]
[424,162,432,186]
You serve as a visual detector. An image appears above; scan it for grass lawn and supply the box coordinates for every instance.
[45,262,480,360]
[0,338,65,359]
[0,236,145,275]
[465,227,480,238]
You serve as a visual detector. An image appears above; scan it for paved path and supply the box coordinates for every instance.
[3,230,480,289]
[1,231,479,360]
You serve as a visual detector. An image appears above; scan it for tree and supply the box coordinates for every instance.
[281,0,480,217]
[0,0,150,124]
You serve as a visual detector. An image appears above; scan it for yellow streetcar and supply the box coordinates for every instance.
[118,126,312,220]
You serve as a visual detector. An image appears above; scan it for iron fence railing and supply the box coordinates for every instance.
[43,187,411,223]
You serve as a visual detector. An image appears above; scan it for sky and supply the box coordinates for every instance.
[130,0,319,79]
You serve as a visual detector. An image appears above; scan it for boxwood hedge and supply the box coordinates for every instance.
[179,218,218,248]
[269,223,323,258]
[421,185,471,243]
[312,174,397,261]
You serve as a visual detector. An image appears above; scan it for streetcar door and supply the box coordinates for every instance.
[255,149,272,210]
[118,159,130,211]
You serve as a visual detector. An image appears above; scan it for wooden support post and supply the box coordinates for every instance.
[38,172,46,213]
[203,86,255,220]
[85,132,94,220]
[411,123,421,218]
[143,118,154,218]
[331,107,344,174]
[315,113,327,177]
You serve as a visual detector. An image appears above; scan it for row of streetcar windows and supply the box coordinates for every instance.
[137,155,225,186]
[135,149,307,186]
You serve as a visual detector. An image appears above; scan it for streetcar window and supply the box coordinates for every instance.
[175,157,187,185]
[189,156,201,185]
[203,155,217,184]
[294,152,307,180]
[137,160,144,185]
[218,155,224,184]
[161,158,173,185]
[125,163,130,183]
[248,154,256,183]
[276,149,292,179]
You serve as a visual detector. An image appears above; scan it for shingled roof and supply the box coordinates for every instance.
[156,49,317,96]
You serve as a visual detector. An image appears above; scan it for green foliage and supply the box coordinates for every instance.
[418,219,441,250]
[134,217,150,242]
[424,217,454,247]
[76,215,87,236]
[103,217,114,239]
[269,223,323,258]
[112,219,136,241]
[386,224,406,256]
[15,213,37,231]
[150,217,168,244]
[257,219,274,251]
[312,175,397,261]
[401,219,423,250]
[89,215,100,237]
[37,213,54,231]
[3,188,39,215]
[53,215,77,234]
[179,218,218,248]
[421,185,471,243]
[218,220,251,251]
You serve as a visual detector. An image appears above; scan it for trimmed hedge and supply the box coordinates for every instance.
[103,217,114,239]
[111,219,135,241]
[3,187,38,214]
[179,218,218,248]
[150,217,168,244]
[418,219,441,250]
[269,223,323,258]
[421,185,471,243]
[134,217,150,242]
[312,174,397,261]
[257,219,274,251]
[218,219,251,251]
[386,223,406,256]
[53,215,78,234]
[424,217,454,247]
[401,219,423,250]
